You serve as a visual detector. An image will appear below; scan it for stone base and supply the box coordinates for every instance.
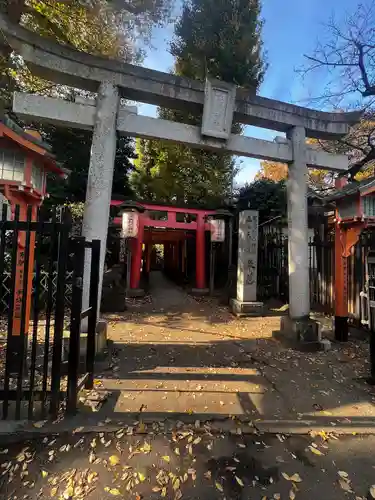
[230,299,264,317]
[126,288,145,298]
[62,319,108,360]
[191,288,209,296]
[279,315,328,352]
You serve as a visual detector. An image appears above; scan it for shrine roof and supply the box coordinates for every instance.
[0,115,68,176]
[324,177,375,202]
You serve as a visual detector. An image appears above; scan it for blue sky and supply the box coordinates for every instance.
[139,0,358,185]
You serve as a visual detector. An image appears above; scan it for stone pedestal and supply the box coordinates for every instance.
[62,319,108,361]
[230,298,263,317]
[279,315,329,351]
[230,210,263,316]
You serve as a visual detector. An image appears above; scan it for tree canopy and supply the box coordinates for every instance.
[0,0,174,205]
[131,0,265,206]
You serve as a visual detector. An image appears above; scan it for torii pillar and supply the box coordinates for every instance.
[281,126,321,347]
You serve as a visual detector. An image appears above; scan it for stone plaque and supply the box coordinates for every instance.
[236,210,259,302]
[201,78,236,140]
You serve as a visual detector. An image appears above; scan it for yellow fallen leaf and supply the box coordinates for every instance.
[138,472,146,482]
[289,473,302,483]
[338,479,352,492]
[174,448,180,456]
[338,471,349,479]
[33,421,46,428]
[173,478,180,490]
[289,489,296,500]
[109,455,120,466]
[215,482,223,492]
[186,409,193,415]
[162,456,170,463]
[63,486,74,499]
[106,488,122,496]
[141,442,151,454]
[161,486,167,497]
[370,485,375,499]
[235,476,244,487]
[41,470,48,478]
[50,487,58,497]
[309,446,323,456]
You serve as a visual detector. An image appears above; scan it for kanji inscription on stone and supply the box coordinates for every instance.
[236,210,259,302]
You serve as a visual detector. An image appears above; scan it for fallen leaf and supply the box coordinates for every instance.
[162,456,170,463]
[161,486,167,497]
[174,448,180,456]
[308,446,323,456]
[138,472,146,482]
[370,486,375,499]
[289,489,296,500]
[215,482,223,492]
[235,476,244,487]
[282,473,302,483]
[62,486,74,499]
[289,473,302,483]
[141,442,151,454]
[109,455,120,466]
[50,487,58,497]
[274,494,281,500]
[41,470,48,478]
[175,489,182,500]
[338,471,349,479]
[173,478,180,490]
[33,421,46,428]
[338,479,352,492]
[104,487,122,496]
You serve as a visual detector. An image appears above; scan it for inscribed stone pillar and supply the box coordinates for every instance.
[230,210,263,316]
[82,82,119,320]
[286,126,310,320]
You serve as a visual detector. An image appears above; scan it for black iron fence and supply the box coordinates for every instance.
[0,206,100,420]
[258,224,375,326]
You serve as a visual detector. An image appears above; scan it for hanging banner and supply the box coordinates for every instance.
[211,219,225,242]
[122,211,139,238]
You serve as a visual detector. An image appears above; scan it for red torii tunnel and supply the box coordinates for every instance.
[111,201,219,293]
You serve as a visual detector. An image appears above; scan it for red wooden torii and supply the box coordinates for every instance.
[111,201,217,293]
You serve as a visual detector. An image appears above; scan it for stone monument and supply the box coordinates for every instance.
[231,210,263,316]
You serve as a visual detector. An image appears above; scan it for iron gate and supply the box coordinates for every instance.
[0,206,100,420]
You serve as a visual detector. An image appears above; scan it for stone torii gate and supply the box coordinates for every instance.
[0,15,361,342]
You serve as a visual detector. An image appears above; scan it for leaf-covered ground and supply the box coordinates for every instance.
[2,423,375,499]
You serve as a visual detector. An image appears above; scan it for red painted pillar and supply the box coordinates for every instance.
[195,214,206,289]
[145,244,152,273]
[130,215,144,290]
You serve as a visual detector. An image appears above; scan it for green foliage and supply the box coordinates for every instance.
[171,0,265,87]
[132,0,265,206]
[237,179,286,223]
[43,127,135,206]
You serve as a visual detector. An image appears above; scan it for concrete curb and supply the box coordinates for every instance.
[3,416,375,443]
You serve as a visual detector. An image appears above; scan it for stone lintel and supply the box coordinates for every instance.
[230,299,264,317]
[1,15,361,139]
[13,93,350,171]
